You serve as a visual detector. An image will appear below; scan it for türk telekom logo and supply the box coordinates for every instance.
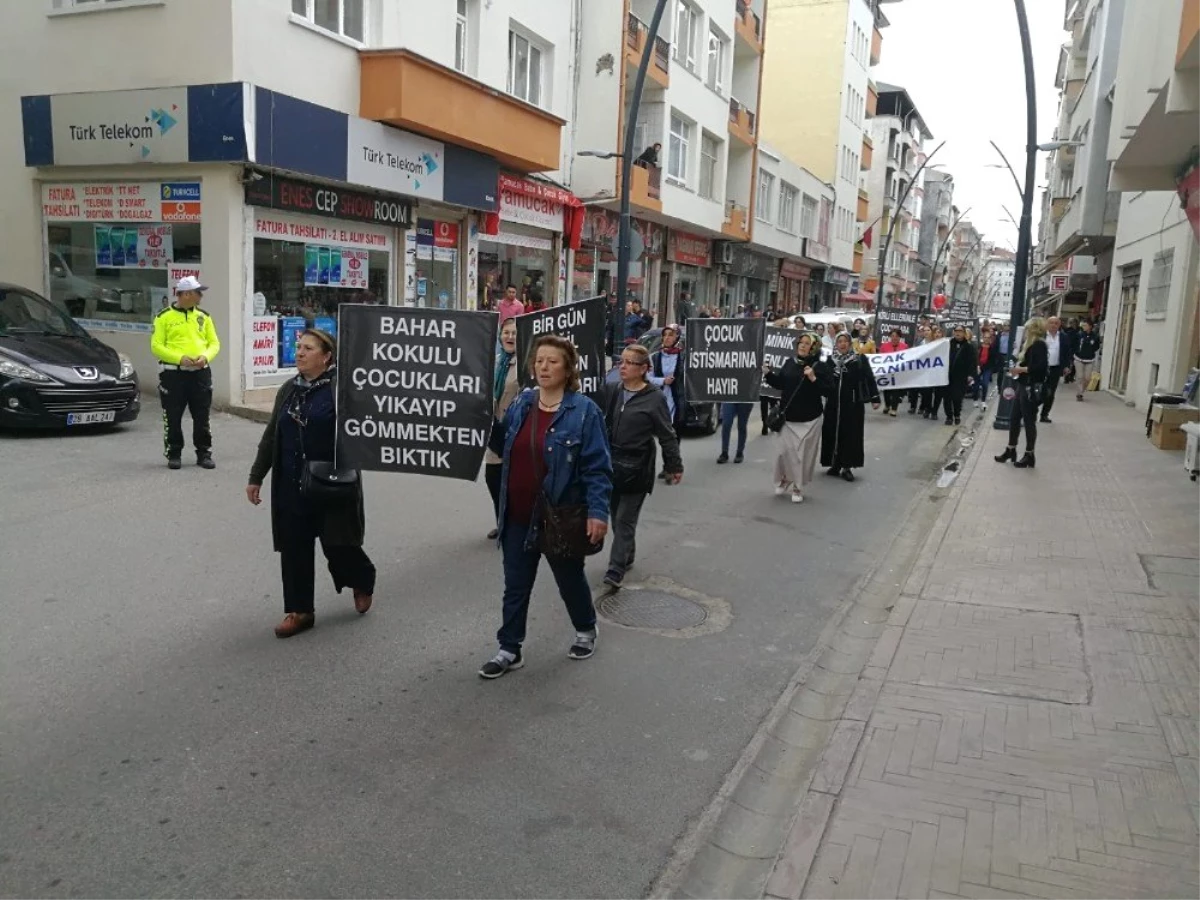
[67,104,181,159]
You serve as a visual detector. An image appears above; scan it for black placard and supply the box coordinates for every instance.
[514,295,608,398]
[875,306,919,345]
[761,325,803,399]
[940,314,979,335]
[336,305,496,480]
[244,171,413,227]
[685,318,766,403]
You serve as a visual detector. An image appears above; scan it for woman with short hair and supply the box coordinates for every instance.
[480,335,612,679]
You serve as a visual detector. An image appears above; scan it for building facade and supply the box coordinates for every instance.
[917,169,954,301]
[982,248,1016,319]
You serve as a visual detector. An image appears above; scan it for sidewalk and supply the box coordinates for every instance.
[767,393,1199,899]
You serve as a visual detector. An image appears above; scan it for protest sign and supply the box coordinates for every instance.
[875,305,919,345]
[761,325,800,399]
[515,295,607,397]
[337,305,497,480]
[685,317,765,403]
[940,314,979,335]
[867,338,950,391]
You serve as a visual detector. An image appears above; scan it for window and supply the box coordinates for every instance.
[699,132,719,199]
[291,0,365,42]
[756,171,775,222]
[508,30,543,107]
[674,1,700,73]
[668,113,691,181]
[706,27,727,94]
[455,0,468,73]
[778,183,799,232]
[1145,249,1173,319]
[801,195,817,238]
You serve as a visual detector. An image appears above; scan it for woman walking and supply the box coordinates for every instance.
[818,332,881,482]
[763,332,826,503]
[648,323,685,428]
[246,329,375,638]
[944,325,978,425]
[878,327,908,416]
[602,344,684,589]
[484,317,522,540]
[480,335,612,679]
[974,330,1001,409]
[851,318,876,355]
[995,317,1048,470]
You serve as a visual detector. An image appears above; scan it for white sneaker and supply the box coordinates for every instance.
[775,482,791,496]
[791,490,804,503]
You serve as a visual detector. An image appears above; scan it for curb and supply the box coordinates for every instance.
[650,408,986,900]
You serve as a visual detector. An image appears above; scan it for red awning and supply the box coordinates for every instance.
[841,291,874,304]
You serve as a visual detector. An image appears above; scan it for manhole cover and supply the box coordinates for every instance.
[597,590,708,630]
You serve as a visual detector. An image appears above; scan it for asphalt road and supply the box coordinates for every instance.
[0,398,955,899]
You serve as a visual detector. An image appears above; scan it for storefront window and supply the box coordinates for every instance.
[479,230,553,310]
[413,218,460,309]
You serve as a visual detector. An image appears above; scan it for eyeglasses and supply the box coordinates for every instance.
[619,359,649,367]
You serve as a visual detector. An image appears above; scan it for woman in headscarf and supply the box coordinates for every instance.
[483,317,522,539]
[817,331,881,482]
[763,331,826,503]
[648,323,685,429]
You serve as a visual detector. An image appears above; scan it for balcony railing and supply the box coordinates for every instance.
[729,97,756,136]
[643,162,661,199]
[627,13,671,74]
[735,0,763,40]
[653,35,669,71]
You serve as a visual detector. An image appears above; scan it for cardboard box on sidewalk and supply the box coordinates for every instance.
[1148,404,1200,450]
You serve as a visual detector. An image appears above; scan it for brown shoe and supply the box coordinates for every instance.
[353,590,373,615]
[274,612,315,638]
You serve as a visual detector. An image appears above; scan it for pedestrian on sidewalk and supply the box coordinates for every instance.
[879,328,908,416]
[1073,319,1102,401]
[1040,315,1074,423]
[601,344,684,589]
[496,284,525,323]
[818,332,881,482]
[484,317,522,540]
[995,316,1048,470]
[151,275,221,470]
[479,335,612,679]
[246,329,375,639]
[763,332,826,503]
[717,400,753,464]
[973,329,1001,408]
[945,325,977,425]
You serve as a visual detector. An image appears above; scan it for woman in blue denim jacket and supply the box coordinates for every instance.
[479,334,613,679]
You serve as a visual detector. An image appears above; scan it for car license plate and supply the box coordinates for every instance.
[67,411,116,425]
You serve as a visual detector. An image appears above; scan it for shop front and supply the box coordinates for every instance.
[573,209,664,315]
[721,243,775,315]
[667,229,714,319]
[778,259,812,314]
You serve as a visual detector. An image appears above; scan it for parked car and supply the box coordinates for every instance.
[635,327,718,434]
[0,283,140,429]
[48,250,125,319]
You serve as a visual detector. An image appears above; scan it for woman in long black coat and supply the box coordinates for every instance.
[818,331,881,482]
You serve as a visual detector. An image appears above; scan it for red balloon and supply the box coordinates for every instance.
[932,293,947,310]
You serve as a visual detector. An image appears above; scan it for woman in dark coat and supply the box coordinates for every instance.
[818,331,881,482]
[246,329,375,638]
[995,317,1049,470]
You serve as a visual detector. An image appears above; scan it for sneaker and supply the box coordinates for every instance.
[478,649,524,679]
[567,629,597,660]
[775,482,791,496]
[888,408,898,417]
[791,490,804,504]
[734,453,744,464]
[603,569,623,589]
[717,452,729,464]
[167,457,182,470]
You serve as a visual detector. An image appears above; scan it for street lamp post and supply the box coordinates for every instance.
[951,235,985,302]
[928,206,972,303]
[872,141,946,316]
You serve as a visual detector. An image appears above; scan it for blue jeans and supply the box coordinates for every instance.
[720,403,752,455]
[497,519,596,653]
[974,369,994,401]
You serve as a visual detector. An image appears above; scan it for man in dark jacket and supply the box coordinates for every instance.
[1072,319,1102,401]
[945,325,978,425]
[1040,315,1074,423]
[600,344,684,589]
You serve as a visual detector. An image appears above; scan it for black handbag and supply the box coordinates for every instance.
[768,367,805,433]
[528,404,604,559]
[300,460,359,505]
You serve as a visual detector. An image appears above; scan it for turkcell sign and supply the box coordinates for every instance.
[50,87,190,165]
[345,118,445,202]
[161,182,201,201]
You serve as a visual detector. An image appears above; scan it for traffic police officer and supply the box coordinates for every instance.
[151,275,221,469]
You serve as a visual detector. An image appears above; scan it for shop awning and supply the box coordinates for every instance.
[841,291,875,305]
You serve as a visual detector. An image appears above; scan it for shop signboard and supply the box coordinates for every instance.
[345,118,445,203]
[249,316,279,375]
[253,209,390,252]
[725,244,774,281]
[160,182,202,223]
[244,172,412,227]
[668,230,711,267]
[802,237,830,265]
[498,174,565,231]
[685,318,766,403]
[780,259,811,281]
[514,296,608,398]
[93,223,173,269]
[43,181,164,222]
[336,305,498,480]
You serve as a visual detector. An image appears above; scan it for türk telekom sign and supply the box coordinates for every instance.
[498,174,566,231]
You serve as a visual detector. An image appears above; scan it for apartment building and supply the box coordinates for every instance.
[572,0,767,318]
[1102,0,1198,405]
[917,169,954,300]
[759,0,899,303]
[861,82,930,308]
[983,248,1016,319]
[1033,0,1124,321]
[944,219,984,307]
[7,0,577,408]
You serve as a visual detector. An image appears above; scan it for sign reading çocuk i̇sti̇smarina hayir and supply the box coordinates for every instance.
[685,318,766,404]
[337,306,497,480]
[514,296,608,399]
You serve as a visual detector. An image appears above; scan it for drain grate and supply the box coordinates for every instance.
[597,590,708,630]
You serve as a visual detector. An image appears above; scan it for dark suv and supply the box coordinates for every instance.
[635,327,717,434]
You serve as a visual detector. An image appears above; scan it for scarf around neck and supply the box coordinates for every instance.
[830,333,856,375]
[493,347,514,404]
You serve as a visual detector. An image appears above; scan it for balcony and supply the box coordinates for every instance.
[1051,194,1072,222]
[359,48,564,172]
[734,0,764,54]
[728,97,757,146]
[861,134,873,170]
[620,161,662,214]
[853,245,864,275]
[723,202,751,240]
[866,83,878,118]
[626,13,671,90]
[857,188,870,222]
[870,26,882,65]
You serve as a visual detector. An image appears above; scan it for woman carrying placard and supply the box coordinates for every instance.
[483,317,522,540]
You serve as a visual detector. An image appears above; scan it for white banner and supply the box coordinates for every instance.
[867,338,950,390]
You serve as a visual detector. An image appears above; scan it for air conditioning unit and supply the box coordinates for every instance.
[718,242,735,265]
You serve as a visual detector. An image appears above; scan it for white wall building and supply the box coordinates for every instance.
[983,251,1016,319]
[3,0,576,409]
